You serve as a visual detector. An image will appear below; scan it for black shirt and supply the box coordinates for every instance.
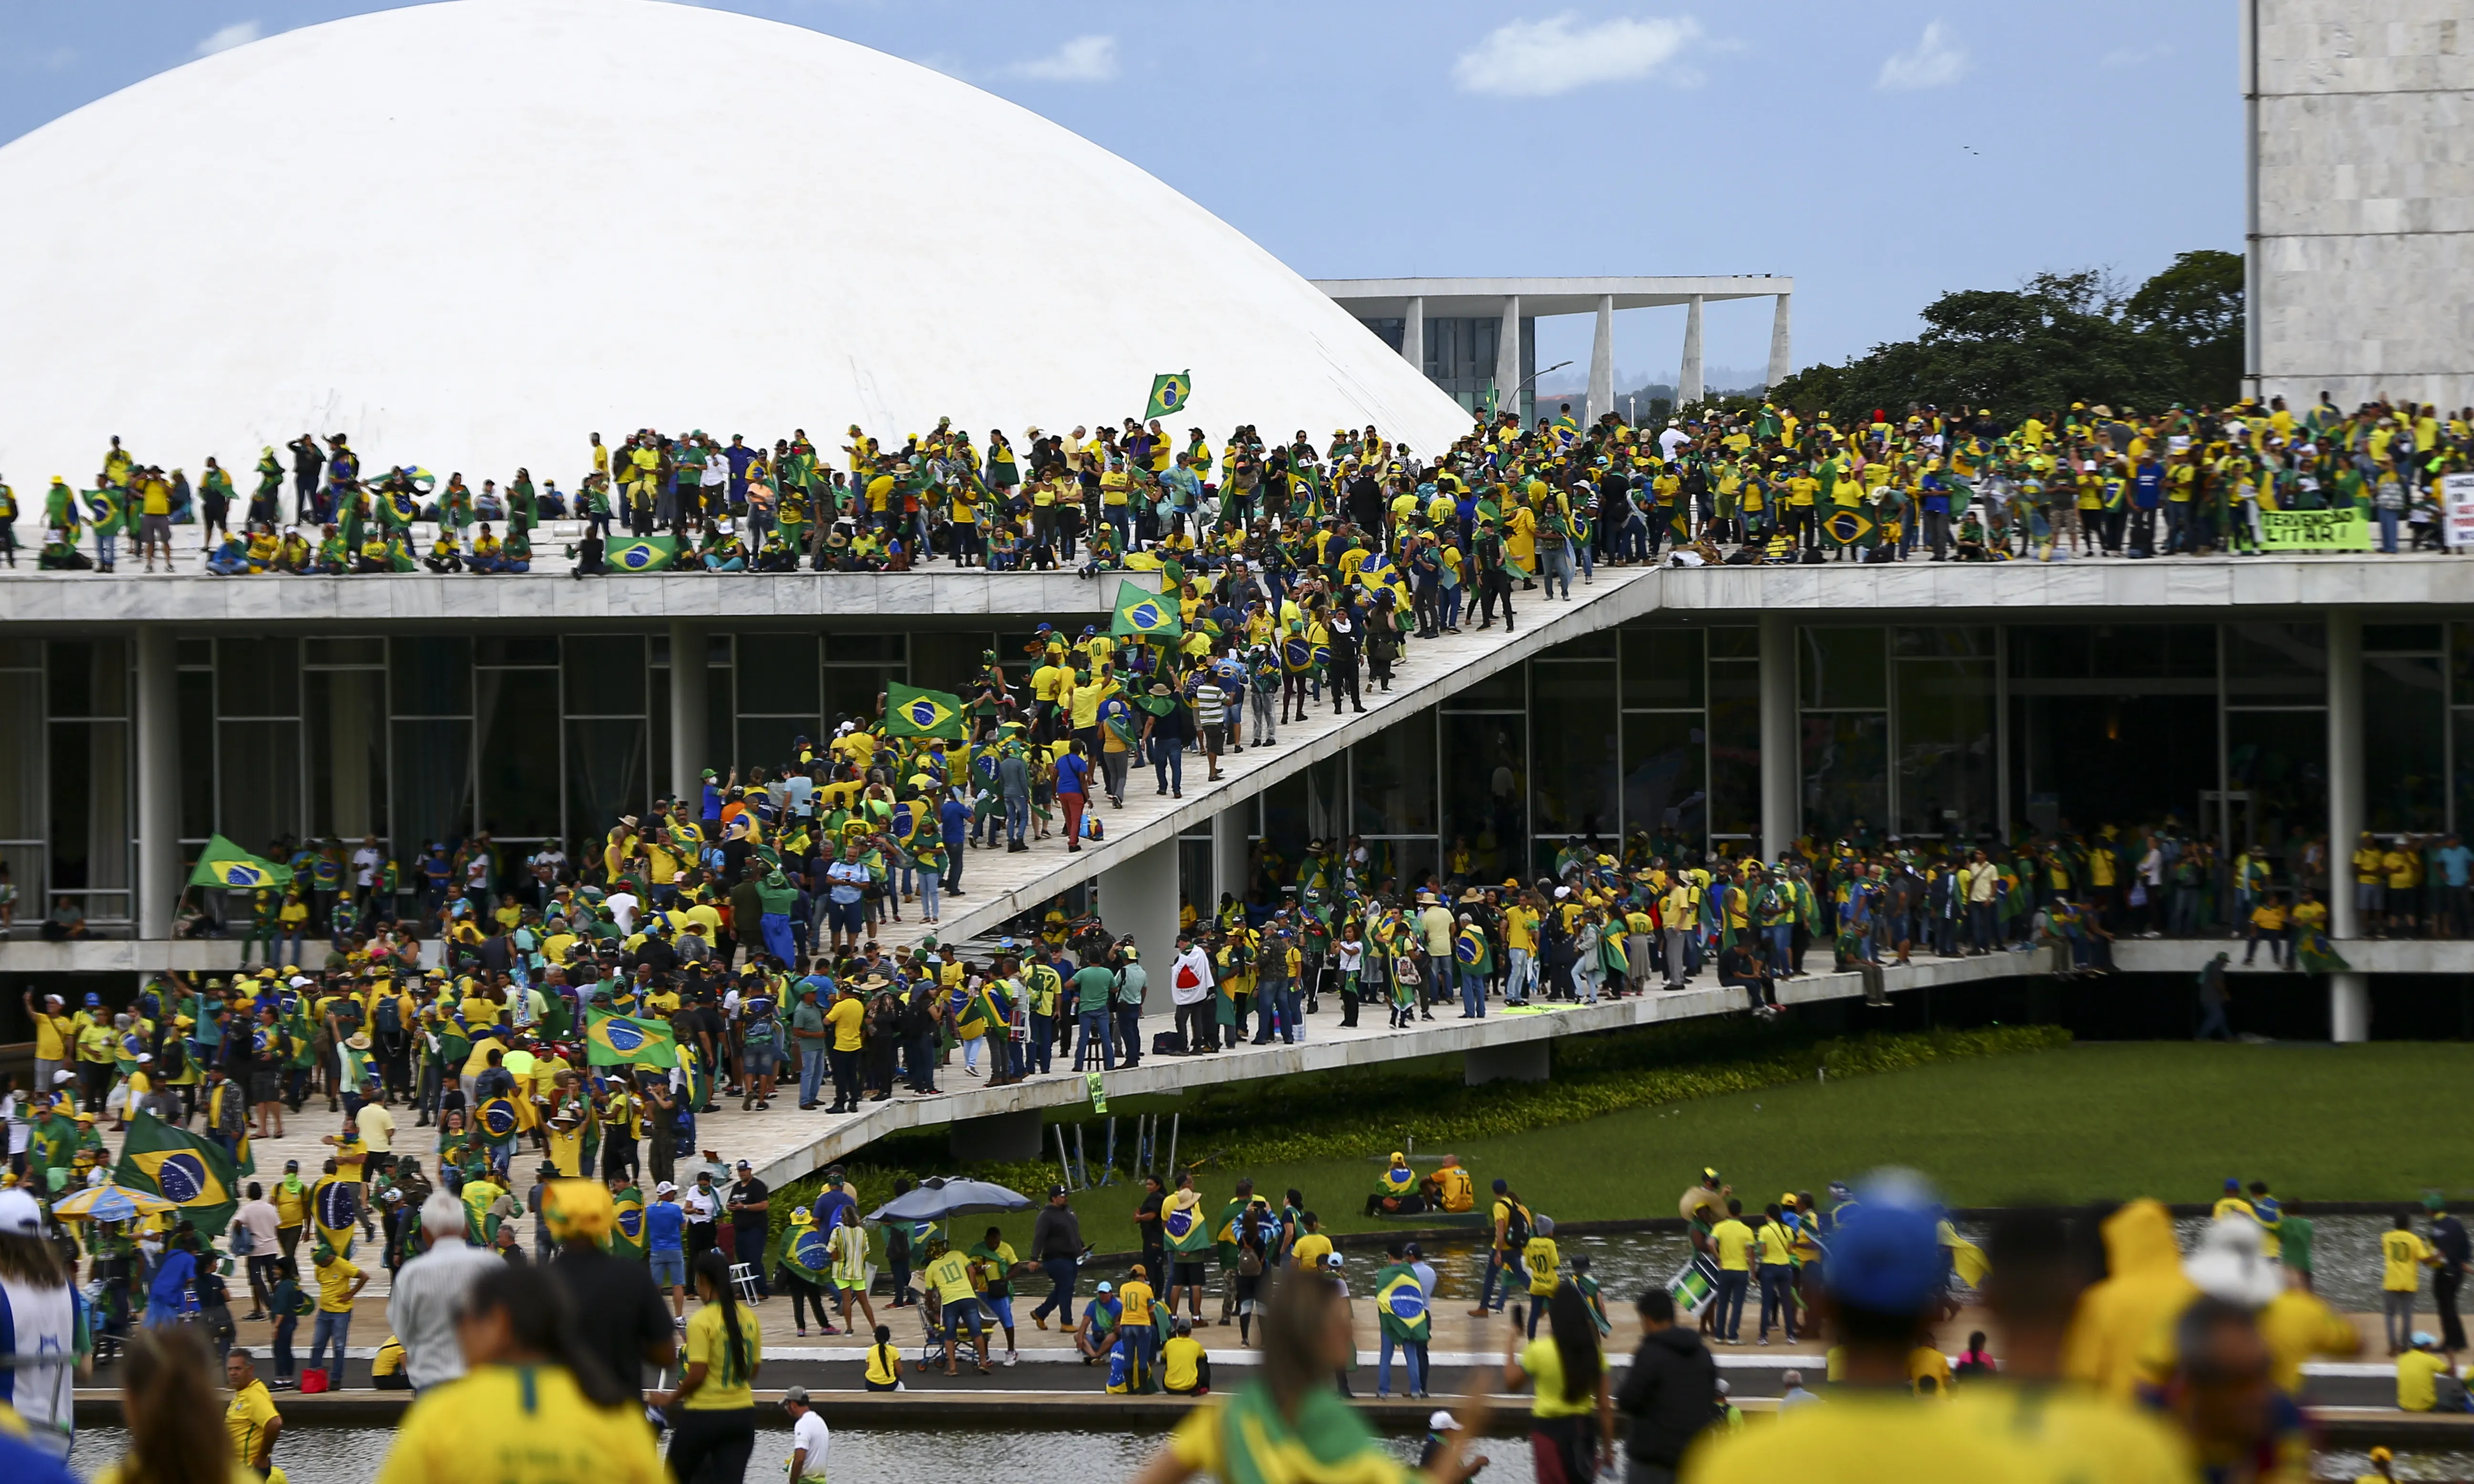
[728,1177,770,1227]
[549,1245,674,1397]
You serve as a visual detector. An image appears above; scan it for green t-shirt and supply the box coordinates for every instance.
[1072,964,1116,1014]
[2280,1214,2315,1273]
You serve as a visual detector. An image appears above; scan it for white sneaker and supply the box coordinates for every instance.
[1004,1349,1019,1367]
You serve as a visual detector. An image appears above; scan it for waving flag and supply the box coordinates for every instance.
[1144,371,1192,421]
[1111,584,1182,641]
[113,1112,241,1236]
[584,1009,679,1069]
[885,682,965,742]
[475,1095,522,1141]
[189,834,293,889]
[606,534,678,573]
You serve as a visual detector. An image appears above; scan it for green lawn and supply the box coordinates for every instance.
[975,1042,2474,1254]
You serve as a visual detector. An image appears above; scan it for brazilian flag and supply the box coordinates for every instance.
[783,1219,833,1285]
[1820,507,1877,550]
[1144,370,1192,421]
[114,1111,241,1236]
[885,682,965,742]
[84,488,125,539]
[189,834,292,890]
[312,1174,361,1254]
[609,1183,647,1261]
[475,1094,522,1142]
[1111,584,1182,641]
[585,1009,680,1070]
[1455,923,1493,976]
[606,534,679,573]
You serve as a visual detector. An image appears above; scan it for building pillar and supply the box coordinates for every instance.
[1679,295,1706,408]
[1766,293,1793,392]
[1494,294,1522,423]
[1211,804,1251,913]
[1587,293,1615,424]
[1759,611,1797,863]
[1401,296,1425,376]
[669,620,706,807]
[1100,834,1183,1013]
[2326,607,2366,1041]
[135,625,179,938]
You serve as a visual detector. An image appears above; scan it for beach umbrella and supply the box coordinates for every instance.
[52,1181,179,1223]
[865,1177,1032,1224]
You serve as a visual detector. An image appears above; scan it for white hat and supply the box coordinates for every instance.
[1428,1411,1458,1432]
[52,1070,76,1085]
[0,1189,42,1234]
[656,1180,678,1195]
[289,975,312,987]
[2184,1214,2281,1307]
[136,1053,152,1064]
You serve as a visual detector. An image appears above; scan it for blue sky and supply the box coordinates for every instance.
[0,1,2238,390]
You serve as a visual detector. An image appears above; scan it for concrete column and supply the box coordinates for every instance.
[1100,834,1182,1013]
[135,625,180,937]
[1766,294,1793,392]
[2327,607,2366,1042]
[1678,295,1706,408]
[669,620,706,806]
[1494,294,1522,422]
[1401,296,1425,376]
[1759,610,1797,863]
[1211,804,1251,911]
[1587,293,1615,424]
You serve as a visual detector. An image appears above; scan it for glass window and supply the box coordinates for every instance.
[0,672,42,841]
[48,720,126,905]
[391,719,472,851]
[175,639,211,668]
[1801,712,1888,842]
[177,670,214,840]
[1707,660,1761,838]
[476,636,559,668]
[305,637,385,667]
[736,717,813,774]
[1707,626,1760,660]
[906,633,987,698]
[1893,627,1993,658]
[1542,630,1615,660]
[2226,623,2327,702]
[2228,710,2327,861]
[825,633,905,665]
[738,633,820,716]
[1532,663,1618,840]
[392,637,472,716]
[1622,711,1706,843]
[563,636,647,716]
[475,672,561,840]
[1443,666,1523,710]
[2366,623,2442,654]
[216,719,299,855]
[1442,712,1524,878]
[2366,655,2445,833]
[650,669,671,801]
[2013,693,2216,838]
[824,669,898,733]
[47,639,127,718]
[568,718,649,843]
[1351,709,1436,836]
[1896,659,1996,838]
[2012,624,2216,681]
[1261,755,1344,857]
[2453,623,2474,707]
[307,670,388,842]
[216,639,300,718]
[1357,837,1438,896]
[1621,627,1704,709]
[1800,628,1886,710]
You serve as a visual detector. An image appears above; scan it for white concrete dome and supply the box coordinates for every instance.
[0,0,1467,491]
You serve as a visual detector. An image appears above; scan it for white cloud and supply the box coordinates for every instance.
[196,21,262,57]
[1004,35,1118,83]
[1877,20,1966,91]
[1452,13,1703,98]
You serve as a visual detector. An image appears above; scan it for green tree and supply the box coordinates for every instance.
[2125,249,2244,406]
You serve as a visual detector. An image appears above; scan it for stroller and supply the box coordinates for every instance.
[911,1285,949,1373]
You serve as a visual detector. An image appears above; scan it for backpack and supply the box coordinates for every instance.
[228,1221,256,1256]
[376,995,403,1034]
[1502,1200,1532,1252]
[744,1017,776,1049]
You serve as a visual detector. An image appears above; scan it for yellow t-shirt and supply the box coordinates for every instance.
[315,1255,362,1312]
[1522,1235,1560,1295]
[375,1364,666,1484]
[226,1377,280,1464]
[1755,1222,1793,1266]
[827,996,866,1052]
[1290,1233,1335,1269]
[2259,1289,2361,1393]
[2384,1229,2434,1291]
[1520,1335,1600,1419]
[924,1250,979,1304]
[1685,1392,2040,1484]
[2398,1348,2452,1411]
[1168,1393,1414,1484]
[31,1013,69,1061]
[1949,1383,2188,1484]
[683,1302,762,1410]
[1164,1334,1206,1391]
[1710,1218,1756,1271]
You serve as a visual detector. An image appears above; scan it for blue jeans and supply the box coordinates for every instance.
[1032,1257,1079,1324]
[1714,1269,1750,1340]
[2379,506,2401,552]
[1151,735,1183,794]
[1251,979,1286,1043]
[1379,1331,1426,1397]
[1027,1014,1055,1074]
[1541,544,1575,597]
[917,873,940,921]
[799,1045,827,1106]
[1506,948,1534,1003]
[1113,1004,1143,1065]
[1758,1263,1795,1339]
[1478,1252,1510,1310]
[310,1310,351,1379]
[1074,1010,1114,1070]
[1005,794,1028,847]
[1768,924,1795,975]
[1460,968,1485,1017]
[1280,985,1304,1043]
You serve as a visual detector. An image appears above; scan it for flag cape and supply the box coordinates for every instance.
[1821,507,1878,550]
[885,682,965,742]
[585,1009,680,1069]
[189,834,293,889]
[113,1111,242,1236]
[609,1184,646,1261]
[1111,584,1183,640]
[607,534,679,573]
[84,490,124,538]
[1144,371,1192,421]
[783,1221,833,1284]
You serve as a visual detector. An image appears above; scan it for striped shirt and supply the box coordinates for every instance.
[1192,683,1227,726]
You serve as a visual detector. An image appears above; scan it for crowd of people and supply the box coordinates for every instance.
[6,391,2467,580]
